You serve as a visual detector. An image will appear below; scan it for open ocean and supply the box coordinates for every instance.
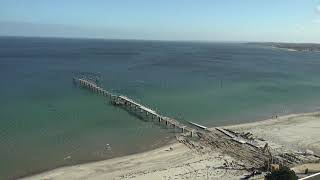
[1,36,320,179]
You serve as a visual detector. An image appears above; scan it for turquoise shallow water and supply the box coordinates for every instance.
[1,37,320,179]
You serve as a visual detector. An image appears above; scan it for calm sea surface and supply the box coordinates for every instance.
[1,37,320,179]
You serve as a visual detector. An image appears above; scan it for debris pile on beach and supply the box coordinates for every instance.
[177,127,320,176]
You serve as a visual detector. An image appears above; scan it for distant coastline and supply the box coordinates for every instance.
[247,42,320,52]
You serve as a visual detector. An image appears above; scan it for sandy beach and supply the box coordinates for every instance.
[225,112,320,155]
[22,112,320,180]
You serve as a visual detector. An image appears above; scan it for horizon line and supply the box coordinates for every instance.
[2,35,319,45]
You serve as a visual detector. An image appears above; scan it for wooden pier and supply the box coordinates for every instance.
[74,77,196,137]
[73,77,320,171]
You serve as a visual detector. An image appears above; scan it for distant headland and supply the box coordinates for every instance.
[248,42,320,52]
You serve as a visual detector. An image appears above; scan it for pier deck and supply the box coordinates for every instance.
[74,77,196,136]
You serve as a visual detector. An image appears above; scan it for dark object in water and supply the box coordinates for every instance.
[47,104,57,112]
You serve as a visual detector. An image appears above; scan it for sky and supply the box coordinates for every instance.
[0,0,320,42]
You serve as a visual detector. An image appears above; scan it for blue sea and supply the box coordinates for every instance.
[1,36,320,179]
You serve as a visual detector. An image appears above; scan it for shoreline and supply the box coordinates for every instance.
[223,111,319,129]
[22,111,320,179]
